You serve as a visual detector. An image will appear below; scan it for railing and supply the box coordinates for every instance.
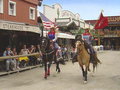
[103,30,120,36]
[0,53,40,61]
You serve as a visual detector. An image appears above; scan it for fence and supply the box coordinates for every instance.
[0,53,41,76]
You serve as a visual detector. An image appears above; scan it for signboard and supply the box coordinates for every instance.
[0,21,40,34]
[108,16,120,22]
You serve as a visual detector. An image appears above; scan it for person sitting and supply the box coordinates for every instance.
[35,45,43,65]
[29,45,37,65]
[20,45,30,55]
[12,47,20,70]
[3,46,16,72]
[19,45,30,68]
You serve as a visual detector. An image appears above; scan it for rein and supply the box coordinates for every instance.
[77,47,83,54]
[43,49,55,55]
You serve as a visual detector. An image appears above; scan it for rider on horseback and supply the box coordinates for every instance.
[48,27,65,64]
[72,32,101,64]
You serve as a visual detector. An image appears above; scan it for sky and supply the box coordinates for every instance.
[38,0,120,20]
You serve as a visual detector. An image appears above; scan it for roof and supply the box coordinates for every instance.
[85,20,97,25]
[85,16,120,26]
[24,0,39,5]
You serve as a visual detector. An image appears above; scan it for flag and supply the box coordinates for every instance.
[94,12,108,29]
[39,12,58,30]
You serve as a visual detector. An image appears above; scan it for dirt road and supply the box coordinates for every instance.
[0,51,120,90]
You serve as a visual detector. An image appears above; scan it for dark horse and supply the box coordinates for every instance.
[40,37,61,79]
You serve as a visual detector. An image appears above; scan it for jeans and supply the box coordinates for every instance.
[6,59,16,71]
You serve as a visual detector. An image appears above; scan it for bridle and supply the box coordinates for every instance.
[75,41,83,54]
[41,38,55,55]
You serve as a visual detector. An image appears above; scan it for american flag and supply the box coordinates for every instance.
[39,12,58,30]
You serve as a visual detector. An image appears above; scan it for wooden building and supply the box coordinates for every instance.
[0,0,42,55]
[85,16,120,50]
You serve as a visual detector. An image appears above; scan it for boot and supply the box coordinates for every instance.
[72,54,78,63]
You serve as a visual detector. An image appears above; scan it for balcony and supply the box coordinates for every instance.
[101,30,120,37]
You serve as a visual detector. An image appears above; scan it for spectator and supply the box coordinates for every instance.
[3,46,16,72]
[29,45,37,65]
[64,46,68,61]
[19,45,29,68]
[56,46,65,65]
[20,45,30,55]
[29,45,35,53]
[35,45,43,65]
[12,47,20,70]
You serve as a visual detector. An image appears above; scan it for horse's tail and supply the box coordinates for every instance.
[90,53,101,71]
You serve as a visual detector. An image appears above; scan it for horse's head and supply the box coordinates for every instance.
[41,37,50,53]
[75,41,84,53]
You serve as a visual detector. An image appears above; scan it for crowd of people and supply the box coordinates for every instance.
[0,44,73,72]
[2,45,42,72]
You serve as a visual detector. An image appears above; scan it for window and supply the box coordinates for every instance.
[9,1,16,16]
[29,7,35,20]
[0,0,3,13]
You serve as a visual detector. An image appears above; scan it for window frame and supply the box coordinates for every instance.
[9,1,16,16]
[0,0,3,13]
[29,7,35,20]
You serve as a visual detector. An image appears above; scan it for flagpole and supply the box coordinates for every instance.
[97,30,100,46]
[97,10,104,46]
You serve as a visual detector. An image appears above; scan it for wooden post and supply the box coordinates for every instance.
[98,37,100,46]
[97,29,101,46]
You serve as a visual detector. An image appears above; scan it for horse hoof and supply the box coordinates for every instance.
[44,77,47,79]
[84,81,87,84]
[47,73,50,76]
[57,70,61,73]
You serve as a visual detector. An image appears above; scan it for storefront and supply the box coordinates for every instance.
[0,21,41,56]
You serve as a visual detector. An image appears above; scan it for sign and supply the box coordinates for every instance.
[108,16,120,22]
[0,21,40,33]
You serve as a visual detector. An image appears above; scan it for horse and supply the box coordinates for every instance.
[40,37,61,79]
[75,40,101,83]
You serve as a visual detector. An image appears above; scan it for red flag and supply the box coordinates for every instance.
[94,13,108,29]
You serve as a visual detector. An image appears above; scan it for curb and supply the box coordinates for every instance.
[0,65,41,77]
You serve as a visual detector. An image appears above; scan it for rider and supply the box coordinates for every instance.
[48,27,65,64]
[72,30,96,63]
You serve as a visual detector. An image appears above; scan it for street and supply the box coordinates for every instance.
[0,51,120,90]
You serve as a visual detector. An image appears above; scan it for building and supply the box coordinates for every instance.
[85,16,120,50]
[43,4,94,34]
[41,4,94,49]
[0,0,42,55]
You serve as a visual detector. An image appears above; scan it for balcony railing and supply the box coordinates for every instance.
[99,30,120,37]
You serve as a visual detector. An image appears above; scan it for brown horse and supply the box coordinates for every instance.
[75,41,101,83]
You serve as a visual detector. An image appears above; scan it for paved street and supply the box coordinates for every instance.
[0,51,120,90]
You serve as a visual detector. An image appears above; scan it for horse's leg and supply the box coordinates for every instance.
[88,63,91,72]
[84,66,88,83]
[47,61,52,76]
[81,66,85,78]
[56,61,60,73]
[44,61,48,79]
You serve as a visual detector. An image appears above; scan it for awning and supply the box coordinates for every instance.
[57,33,75,39]
[56,21,77,27]
[0,20,41,34]
[43,31,75,39]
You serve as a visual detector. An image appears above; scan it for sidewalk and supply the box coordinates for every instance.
[0,65,41,76]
